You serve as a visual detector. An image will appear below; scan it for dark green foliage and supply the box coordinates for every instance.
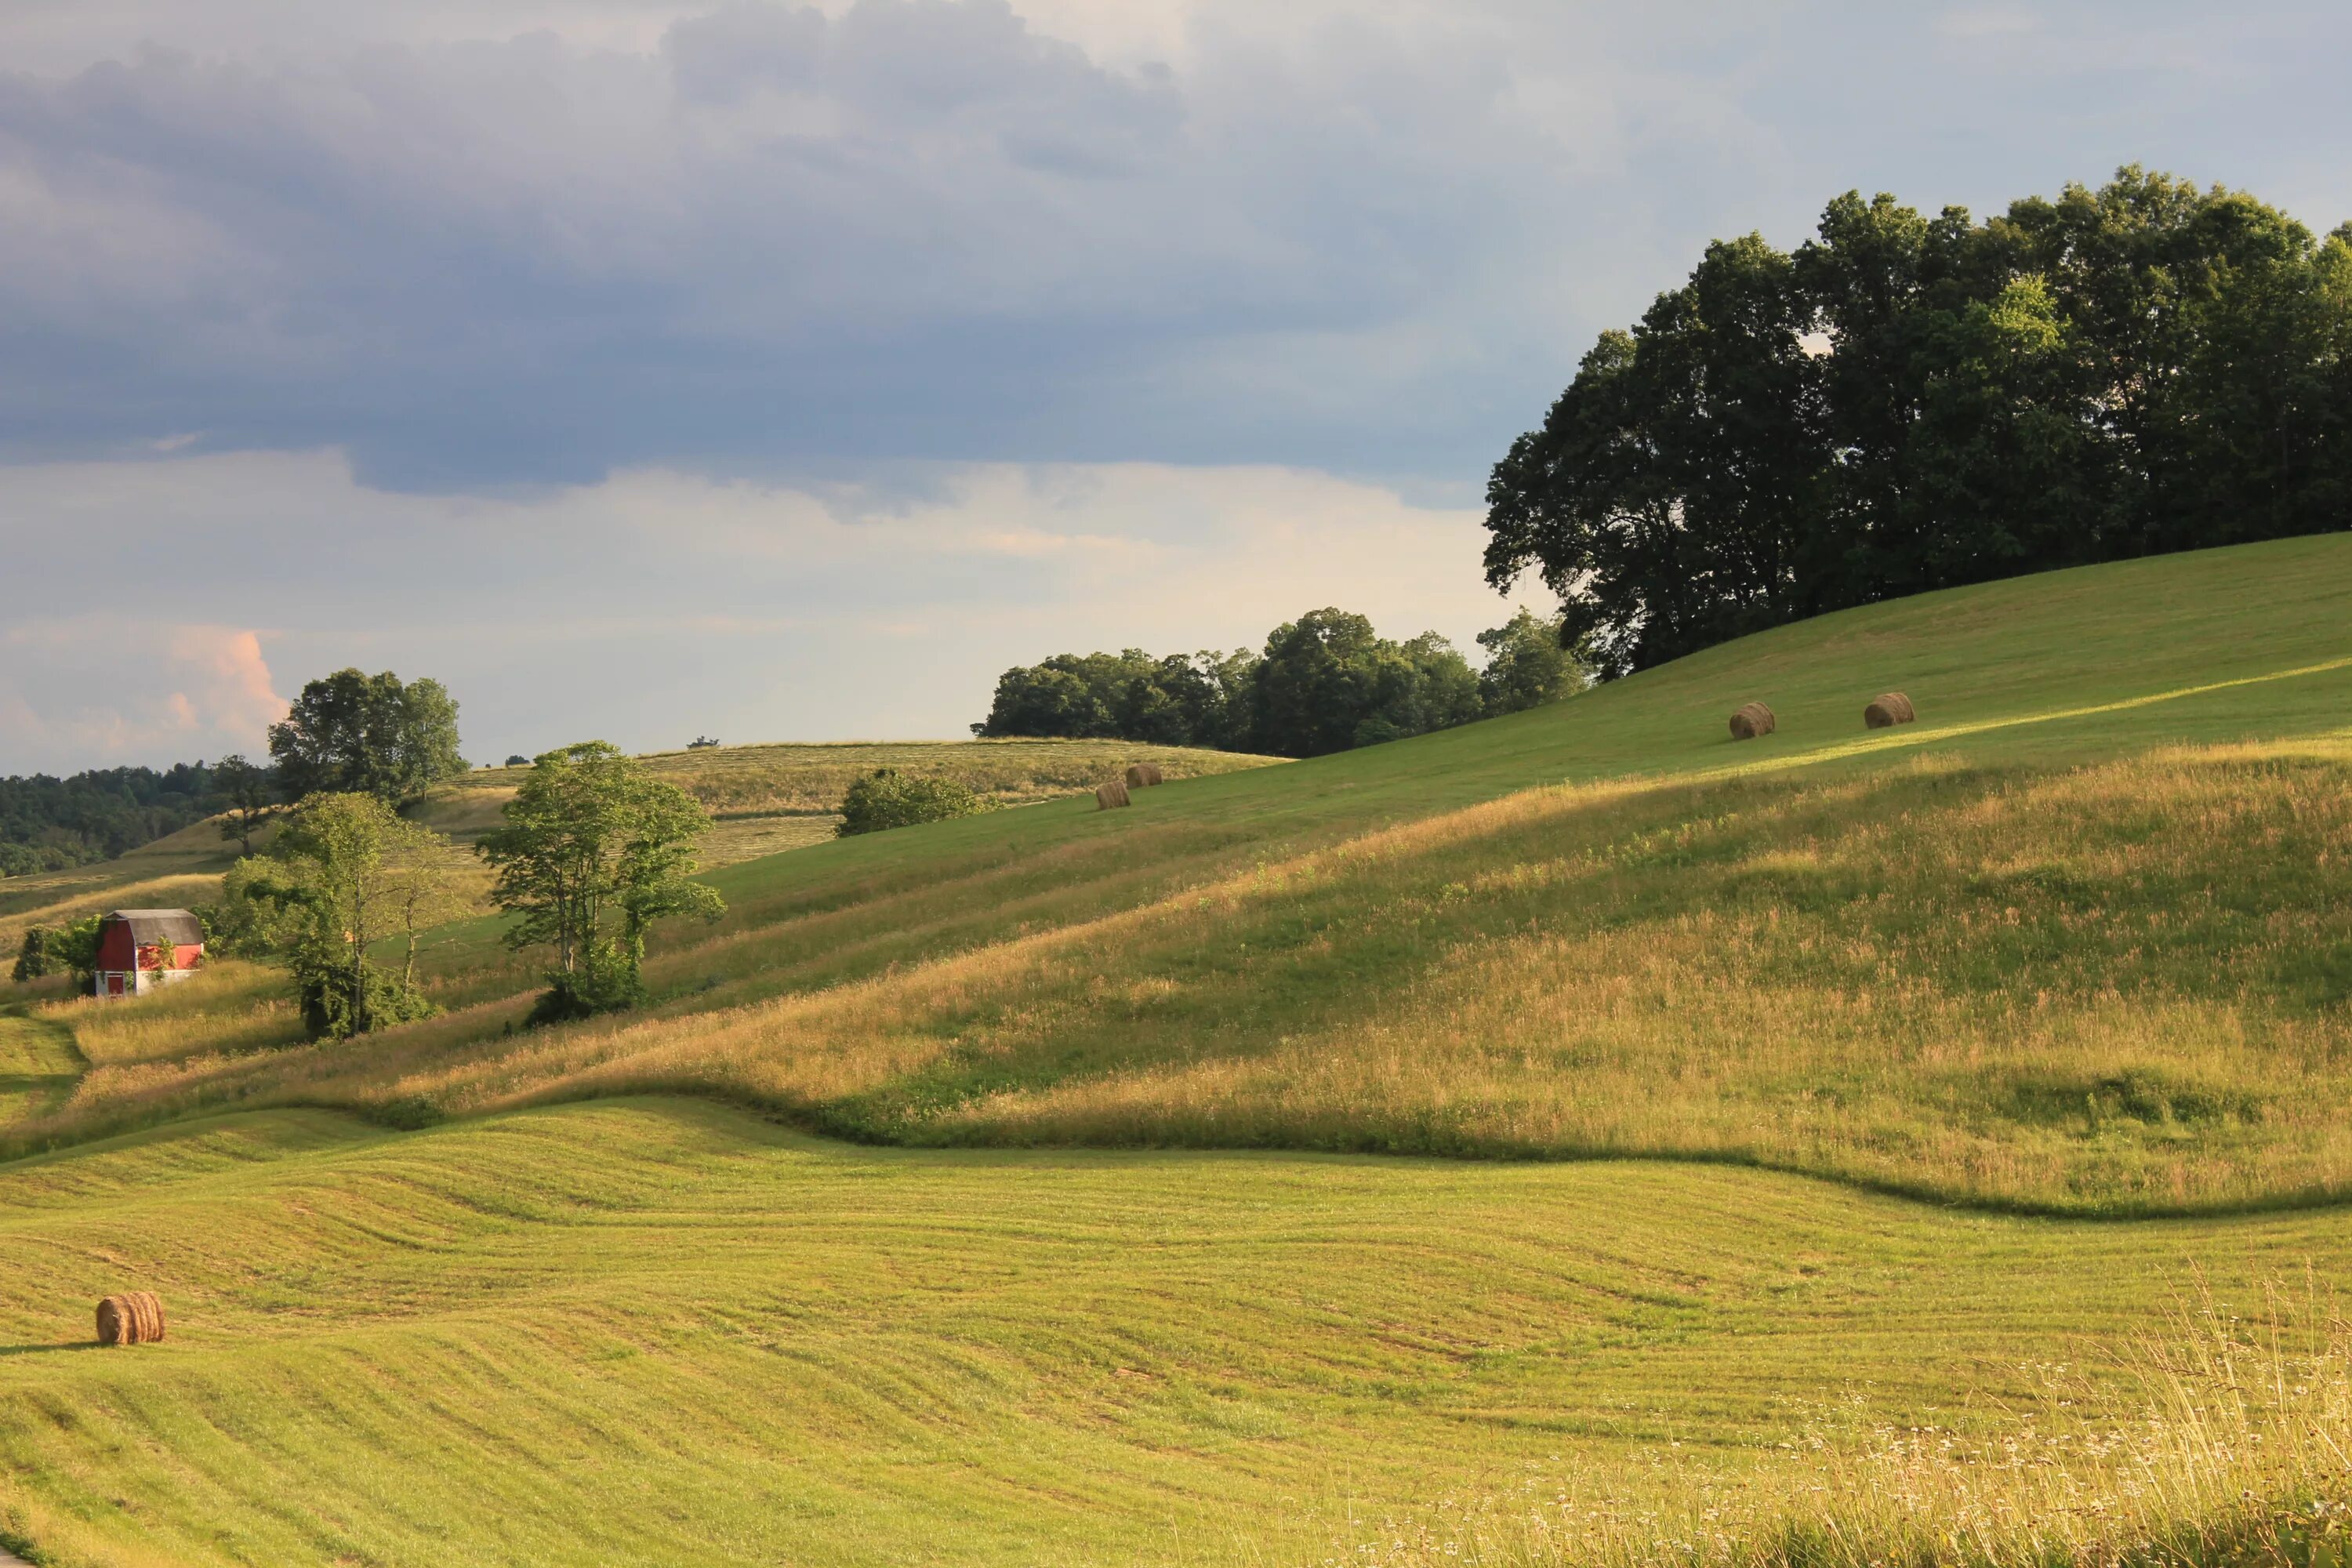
[1486,168,2352,677]
[505,754,530,768]
[11,927,51,982]
[477,742,724,1021]
[0,760,228,873]
[973,610,1573,759]
[974,650,1257,750]
[1247,612,1482,758]
[836,770,985,837]
[525,946,648,1025]
[220,792,459,1038]
[212,753,278,855]
[268,669,467,804]
[1476,608,1586,715]
[298,959,439,1040]
[27,916,104,993]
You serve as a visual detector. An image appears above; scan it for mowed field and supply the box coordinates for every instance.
[4,535,2352,1564]
[4,1100,2351,1568]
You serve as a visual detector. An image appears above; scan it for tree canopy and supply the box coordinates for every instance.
[477,742,724,1021]
[268,669,468,804]
[216,791,460,1037]
[837,769,984,837]
[0,760,230,875]
[972,608,1582,757]
[1484,169,2352,678]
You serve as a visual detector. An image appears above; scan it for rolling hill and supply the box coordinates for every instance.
[3,534,2352,1566]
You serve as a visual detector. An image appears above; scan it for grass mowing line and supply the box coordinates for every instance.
[0,1007,84,1127]
[1679,648,2352,789]
[3,1097,2352,1567]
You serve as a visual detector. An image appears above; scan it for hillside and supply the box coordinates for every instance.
[412,737,1279,862]
[16,533,2351,1210]
[0,738,1276,957]
[2,1098,2347,1568]
[4,535,2352,1566]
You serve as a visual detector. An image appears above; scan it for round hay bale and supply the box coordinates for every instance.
[1095,779,1131,811]
[1863,691,1916,729]
[1124,762,1164,789]
[1728,701,1777,741]
[96,1290,166,1346]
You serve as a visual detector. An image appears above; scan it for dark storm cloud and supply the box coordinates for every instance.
[0,1,2344,494]
[0,1,1610,488]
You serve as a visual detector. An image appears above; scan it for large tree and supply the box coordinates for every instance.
[212,753,278,856]
[243,792,461,1037]
[268,670,467,804]
[1486,169,2352,677]
[477,742,724,1020]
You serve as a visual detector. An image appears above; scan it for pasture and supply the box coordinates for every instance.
[2,1099,2349,1567]
[4,534,2352,1563]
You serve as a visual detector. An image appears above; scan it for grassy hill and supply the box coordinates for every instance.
[412,737,1280,862]
[0,736,1274,968]
[16,534,2351,1210]
[1,1098,2347,1568]
[3,535,2352,1565]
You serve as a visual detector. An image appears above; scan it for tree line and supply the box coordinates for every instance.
[0,763,229,876]
[973,606,1584,757]
[0,669,472,876]
[1484,167,2352,678]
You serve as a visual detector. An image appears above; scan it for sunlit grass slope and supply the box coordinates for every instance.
[2,1098,2350,1568]
[21,535,2352,1213]
[0,818,245,956]
[413,737,1280,862]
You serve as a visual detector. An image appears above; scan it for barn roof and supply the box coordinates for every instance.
[103,909,205,946]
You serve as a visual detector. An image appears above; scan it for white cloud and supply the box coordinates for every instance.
[0,619,287,768]
[0,448,1522,770]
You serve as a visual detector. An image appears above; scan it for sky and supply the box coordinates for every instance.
[2,1,2347,772]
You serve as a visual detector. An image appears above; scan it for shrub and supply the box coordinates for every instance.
[11,927,49,982]
[837,769,984,837]
[525,943,646,1025]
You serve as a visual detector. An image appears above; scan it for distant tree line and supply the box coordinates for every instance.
[1485,168,2352,678]
[0,762,228,875]
[973,606,1584,757]
[0,668,473,878]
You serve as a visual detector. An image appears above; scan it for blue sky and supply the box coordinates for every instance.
[2,0,2346,771]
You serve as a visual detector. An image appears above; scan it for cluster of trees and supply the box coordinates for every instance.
[0,762,230,876]
[974,607,1584,757]
[1484,168,2352,678]
[837,770,983,837]
[0,669,473,879]
[14,668,721,1038]
[198,742,722,1033]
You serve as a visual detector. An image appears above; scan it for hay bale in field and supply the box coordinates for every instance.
[1728,701,1777,740]
[1095,779,1131,810]
[1864,691,1916,729]
[1124,762,1164,789]
[96,1290,166,1346]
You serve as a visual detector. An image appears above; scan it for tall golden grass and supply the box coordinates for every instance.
[1328,1278,2352,1567]
[43,960,306,1068]
[14,740,2352,1213]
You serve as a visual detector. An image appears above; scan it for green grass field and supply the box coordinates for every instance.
[4,535,2352,1565]
[3,1099,2349,1568]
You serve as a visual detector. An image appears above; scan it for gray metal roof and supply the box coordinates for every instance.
[105,909,205,946]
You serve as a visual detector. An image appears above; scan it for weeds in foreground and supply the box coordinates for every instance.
[1330,1279,2352,1567]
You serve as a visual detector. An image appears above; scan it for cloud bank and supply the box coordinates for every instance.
[5,1,2340,492]
[2,0,2347,769]
[0,449,1507,770]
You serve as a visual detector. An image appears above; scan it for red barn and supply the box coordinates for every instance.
[93,909,205,999]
